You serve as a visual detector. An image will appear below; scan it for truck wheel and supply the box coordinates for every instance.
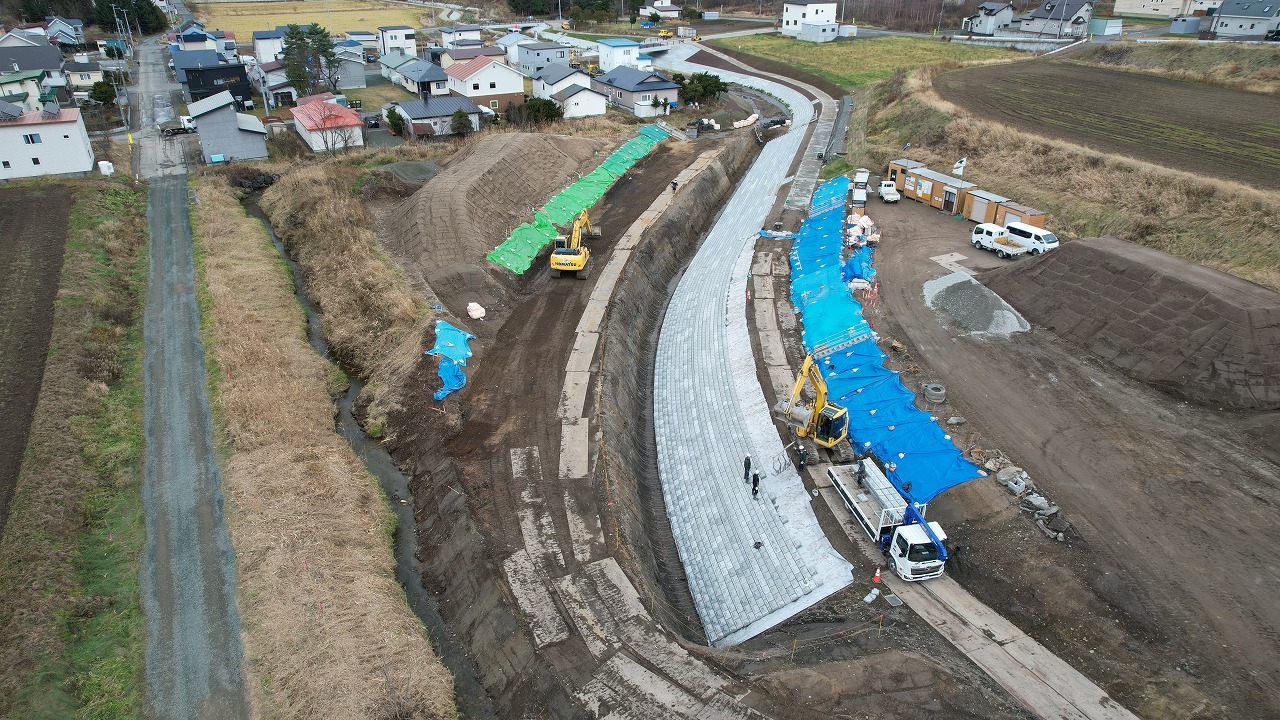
[1030,248,1041,255]
[972,239,981,249]
[997,250,1007,259]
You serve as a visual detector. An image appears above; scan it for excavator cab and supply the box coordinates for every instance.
[550,209,600,278]
[773,354,849,449]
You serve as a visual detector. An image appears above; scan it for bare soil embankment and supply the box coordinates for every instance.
[980,237,1280,410]
[195,175,455,719]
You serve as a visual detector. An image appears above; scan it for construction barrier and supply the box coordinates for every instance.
[487,124,671,274]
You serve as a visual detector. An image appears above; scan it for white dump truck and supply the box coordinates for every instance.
[828,459,948,581]
[159,115,195,136]
[877,181,900,203]
[971,223,1028,259]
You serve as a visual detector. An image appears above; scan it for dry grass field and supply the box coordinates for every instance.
[193,174,454,719]
[709,35,1023,87]
[189,0,432,38]
[1072,41,1280,95]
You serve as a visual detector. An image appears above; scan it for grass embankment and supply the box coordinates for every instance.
[1073,41,1280,95]
[855,67,1280,292]
[710,35,1024,87]
[192,175,455,719]
[0,182,148,719]
[189,0,427,39]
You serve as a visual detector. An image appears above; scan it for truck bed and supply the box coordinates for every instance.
[827,461,913,542]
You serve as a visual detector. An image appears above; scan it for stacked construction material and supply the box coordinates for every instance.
[487,125,671,274]
[790,177,986,504]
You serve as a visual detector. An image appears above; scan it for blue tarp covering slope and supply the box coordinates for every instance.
[426,320,476,400]
[789,178,985,504]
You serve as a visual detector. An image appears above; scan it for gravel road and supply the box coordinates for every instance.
[139,175,248,719]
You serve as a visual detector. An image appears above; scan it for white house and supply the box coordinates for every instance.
[516,42,571,75]
[251,27,286,63]
[962,1,1015,33]
[444,57,526,113]
[378,26,417,56]
[249,59,296,108]
[532,64,592,101]
[1210,0,1280,37]
[439,25,482,49]
[596,38,642,72]
[552,85,606,119]
[290,96,365,152]
[495,32,537,65]
[641,2,682,19]
[0,101,94,179]
[0,29,49,47]
[1020,0,1094,36]
[797,21,839,41]
[781,0,838,36]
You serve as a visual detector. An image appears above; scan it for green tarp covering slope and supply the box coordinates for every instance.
[487,125,670,274]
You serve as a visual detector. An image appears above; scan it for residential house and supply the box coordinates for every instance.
[345,30,378,53]
[250,59,295,107]
[1020,0,1094,36]
[962,1,1015,32]
[596,38,641,72]
[378,26,416,56]
[177,28,237,55]
[495,31,537,64]
[332,39,367,89]
[172,49,224,83]
[532,63,591,101]
[445,57,525,113]
[397,59,449,97]
[551,85,606,119]
[1113,0,1221,16]
[641,3,682,18]
[0,29,49,47]
[391,95,482,137]
[251,25,318,63]
[188,90,267,162]
[1210,0,1280,37]
[44,16,85,44]
[64,61,103,89]
[0,100,94,179]
[0,70,47,110]
[379,50,415,81]
[0,45,64,76]
[178,19,206,34]
[591,66,678,117]
[185,62,253,106]
[780,0,838,36]
[290,95,364,152]
[440,46,507,68]
[439,25,482,49]
[516,42,570,75]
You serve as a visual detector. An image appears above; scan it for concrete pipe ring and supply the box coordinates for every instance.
[923,383,946,403]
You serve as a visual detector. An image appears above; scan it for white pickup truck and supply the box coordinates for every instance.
[877,181,900,203]
[971,223,1028,259]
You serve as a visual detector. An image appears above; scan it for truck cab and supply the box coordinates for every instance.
[877,181,900,203]
[827,459,948,581]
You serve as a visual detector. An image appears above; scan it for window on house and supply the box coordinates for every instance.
[214,77,226,85]
[641,93,651,100]
[490,100,498,108]
[802,12,806,17]
[1,161,9,168]
[79,73,90,80]
[23,133,40,144]
[32,158,40,165]
[472,82,480,90]
[489,81,496,88]
[63,135,69,138]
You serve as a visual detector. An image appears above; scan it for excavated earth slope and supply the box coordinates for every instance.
[979,237,1280,410]
[385,132,608,314]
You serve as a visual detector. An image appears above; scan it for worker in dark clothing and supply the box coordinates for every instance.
[743,454,752,481]
[671,180,679,192]
[752,472,760,498]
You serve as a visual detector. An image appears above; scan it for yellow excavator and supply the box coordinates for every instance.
[774,354,849,449]
[550,209,600,278]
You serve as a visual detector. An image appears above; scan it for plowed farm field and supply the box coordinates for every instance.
[934,61,1280,189]
[0,186,72,538]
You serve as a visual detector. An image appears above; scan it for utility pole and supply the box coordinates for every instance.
[936,0,945,35]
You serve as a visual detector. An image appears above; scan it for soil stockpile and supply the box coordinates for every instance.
[385,132,608,311]
[979,237,1280,410]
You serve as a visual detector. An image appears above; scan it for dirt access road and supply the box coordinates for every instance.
[0,186,72,540]
[934,61,1280,190]
[868,194,1280,719]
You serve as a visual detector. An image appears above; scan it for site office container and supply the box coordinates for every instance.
[993,200,1047,228]
[902,167,977,214]
[961,189,1009,224]
[885,158,925,190]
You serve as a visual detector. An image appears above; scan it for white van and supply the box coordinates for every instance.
[1003,221,1059,255]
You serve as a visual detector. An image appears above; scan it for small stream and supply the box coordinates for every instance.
[244,203,495,719]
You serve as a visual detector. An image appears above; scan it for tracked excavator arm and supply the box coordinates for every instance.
[773,354,850,449]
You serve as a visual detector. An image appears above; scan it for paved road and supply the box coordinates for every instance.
[136,11,248,717]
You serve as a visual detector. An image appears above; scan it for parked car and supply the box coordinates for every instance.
[366,116,380,128]
[1003,221,1059,255]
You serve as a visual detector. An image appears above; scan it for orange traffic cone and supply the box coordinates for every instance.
[873,566,882,583]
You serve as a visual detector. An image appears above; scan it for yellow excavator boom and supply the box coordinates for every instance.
[550,209,598,277]
[774,354,849,449]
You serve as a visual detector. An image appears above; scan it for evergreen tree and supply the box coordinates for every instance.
[282,24,340,97]
[507,0,552,14]
[450,109,472,136]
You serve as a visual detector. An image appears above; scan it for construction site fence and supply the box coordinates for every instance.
[487,125,671,275]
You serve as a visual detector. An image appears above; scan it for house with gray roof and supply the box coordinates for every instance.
[0,28,49,47]
[44,16,85,44]
[517,42,571,75]
[495,31,538,64]
[439,25,482,49]
[379,50,415,81]
[390,95,482,137]
[440,45,507,68]
[591,66,679,117]
[0,44,63,74]
[962,1,1015,33]
[1210,0,1280,37]
[551,84,606,119]
[532,63,591,101]
[396,59,449,98]
[188,90,267,163]
[1020,0,1093,36]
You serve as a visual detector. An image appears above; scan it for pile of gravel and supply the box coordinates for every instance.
[923,272,1029,337]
